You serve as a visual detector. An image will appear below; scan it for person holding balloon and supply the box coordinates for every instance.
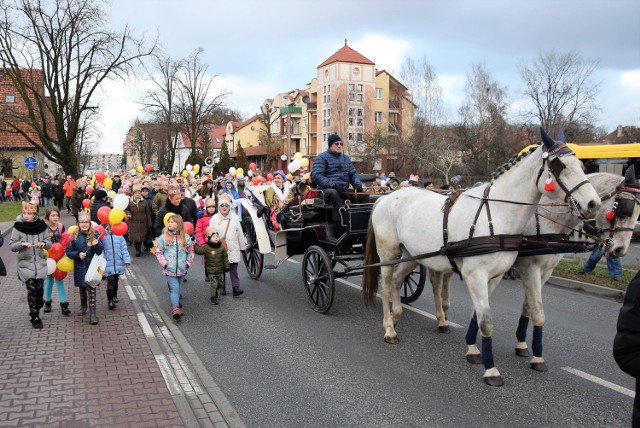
[43,206,71,316]
[101,221,131,310]
[66,211,104,324]
[126,184,151,257]
[154,184,190,238]
[89,189,110,224]
[9,202,52,329]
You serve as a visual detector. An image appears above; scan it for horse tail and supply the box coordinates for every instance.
[362,211,380,306]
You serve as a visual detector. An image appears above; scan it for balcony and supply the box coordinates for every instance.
[389,100,400,112]
[306,103,317,111]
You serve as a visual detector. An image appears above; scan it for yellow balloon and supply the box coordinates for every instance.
[193,164,200,173]
[107,190,117,199]
[300,158,309,168]
[236,168,244,176]
[108,207,126,225]
[130,169,136,175]
[57,256,74,273]
[182,170,189,178]
[137,165,144,173]
[67,225,78,235]
[43,249,48,257]
[90,178,95,186]
[163,212,174,227]
[103,177,113,189]
[293,152,303,161]
[286,173,293,181]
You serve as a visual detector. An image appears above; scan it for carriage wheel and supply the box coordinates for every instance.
[302,246,335,314]
[242,217,264,279]
[400,265,426,304]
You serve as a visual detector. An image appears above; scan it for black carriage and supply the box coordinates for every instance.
[239,176,426,313]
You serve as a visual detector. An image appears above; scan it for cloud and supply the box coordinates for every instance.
[350,34,411,76]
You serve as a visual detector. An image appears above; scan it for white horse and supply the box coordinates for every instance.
[512,165,640,371]
[362,128,601,386]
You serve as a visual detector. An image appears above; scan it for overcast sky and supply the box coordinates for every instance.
[96,0,640,153]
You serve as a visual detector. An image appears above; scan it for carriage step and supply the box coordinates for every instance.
[265,265,279,269]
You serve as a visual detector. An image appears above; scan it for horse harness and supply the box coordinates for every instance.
[598,183,640,240]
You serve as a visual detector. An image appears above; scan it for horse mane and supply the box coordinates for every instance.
[490,146,537,182]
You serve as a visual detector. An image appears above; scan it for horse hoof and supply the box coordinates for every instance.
[515,348,531,357]
[438,326,451,334]
[530,362,548,372]
[484,376,504,387]
[384,336,399,345]
[466,354,483,365]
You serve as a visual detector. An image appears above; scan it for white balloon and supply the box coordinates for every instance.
[247,170,253,177]
[113,194,130,210]
[91,221,98,227]
[186,164,193,172]
[202,166,211,174]
[229,167,236,176]
[288,160,301,174]
[380,180,387,187]
[47,258,57,275]
[189,170,196,177]
[236,173,244,180]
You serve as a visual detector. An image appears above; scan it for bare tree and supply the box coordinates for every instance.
[519,50,600,139]
[0,0,154,177]
[257,104,280,170]
[142,54,180,172]
[457,63,513,176]
[176,48,229,159]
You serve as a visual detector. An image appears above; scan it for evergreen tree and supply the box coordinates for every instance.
[217,143,232,175]
[236,145,248,172]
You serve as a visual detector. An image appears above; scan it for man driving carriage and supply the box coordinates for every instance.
[311,133,365,221]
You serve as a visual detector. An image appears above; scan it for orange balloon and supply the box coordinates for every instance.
[184,221,194,235]
[82,199,91,209]
[111,222,128,236]
[97,206,111,224]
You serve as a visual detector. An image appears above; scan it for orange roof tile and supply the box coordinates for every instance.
[318,43,375,68]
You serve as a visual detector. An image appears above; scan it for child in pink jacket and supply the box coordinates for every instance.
[195,197,216,246]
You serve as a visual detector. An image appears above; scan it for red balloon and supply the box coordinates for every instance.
[97,206,111,224]
[95,171,106,182]
[249,162,257,171]
[145,164,153,172]
[82,199,91,209]
[184,221,194,235]
[85,186,93,195]
[52,269,67,280]
[48,242,65,261]
[94,224,106,239]
[251,177,260,185]
[111,222,128,236]
[267,173,273,181]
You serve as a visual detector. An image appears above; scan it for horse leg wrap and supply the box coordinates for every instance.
[532,325,543,357]
[516,315,529,343]
[465,315,479,345]
[481,336,495,370]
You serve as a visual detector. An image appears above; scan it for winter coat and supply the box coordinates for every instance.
[101,231,131,277]
[195,210,214,246]
[152,191,168,215]
[52,183,64,200]
[614,270,640,378]
[154,200,190,238]
[90,198,110,224]
[39,181,53,198]
[126,197,151,243]
[155,231,194,277]
[9,215,52,282]
[111,180,122,194]
[311,149,361,191]
[209,212,245,264]
[195,241,229,276]
[71,187,87,216]
[66,230,104,288]
[181,197,198,224]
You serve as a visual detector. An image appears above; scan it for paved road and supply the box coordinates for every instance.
[131,248,636,427]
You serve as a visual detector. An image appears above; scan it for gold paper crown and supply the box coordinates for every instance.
[21,202,37,215]
[78,211,91,222]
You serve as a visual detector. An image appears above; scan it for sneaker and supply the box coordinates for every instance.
[210,297,219,305]
[108,300,117,310]
[232,287,244,297]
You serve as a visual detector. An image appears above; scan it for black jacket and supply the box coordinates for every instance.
[614,270,640,379]
[154,200,190,238]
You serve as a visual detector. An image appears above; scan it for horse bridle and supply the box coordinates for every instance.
[598,184,640,247]
[535,144,591,218]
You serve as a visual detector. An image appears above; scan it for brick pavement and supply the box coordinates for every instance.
[0,222,185,427]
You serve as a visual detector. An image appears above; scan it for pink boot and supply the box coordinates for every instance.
[171,305,182,320]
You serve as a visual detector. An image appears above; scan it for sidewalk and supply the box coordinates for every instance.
[0,215,235,427]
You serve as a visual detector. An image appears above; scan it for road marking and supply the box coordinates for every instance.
[155,355,182,396]
[561,366,635,397]
[125,284,137,300]
[137,312,154,337]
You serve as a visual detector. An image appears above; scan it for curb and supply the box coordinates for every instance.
[547,275,625,300]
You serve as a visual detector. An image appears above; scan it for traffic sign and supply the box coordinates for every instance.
[24,157,37,170]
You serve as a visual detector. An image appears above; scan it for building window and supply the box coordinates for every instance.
[357,108,363,117]
[5,94,14,103]
[348,133,353,141]
[348,117,354,126]
[375,112,382,123]
[357,133,363,142]
[357,84,363,92]
[349,84,354,92]
[356,93,363,102]
[353,67,360,76]
[357,118,363,127]
[375,88,382,99]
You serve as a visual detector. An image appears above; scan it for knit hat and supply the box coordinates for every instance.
[94,189,107,200]
[218,193,232,207]
[328,134,341,148]
[274,170,286,180]
[167,183,180,195]
[204,197,216,208]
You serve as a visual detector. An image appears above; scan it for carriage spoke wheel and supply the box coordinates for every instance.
[400,265,426,304]
[242,217,264,279]
[302,246,335,313]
